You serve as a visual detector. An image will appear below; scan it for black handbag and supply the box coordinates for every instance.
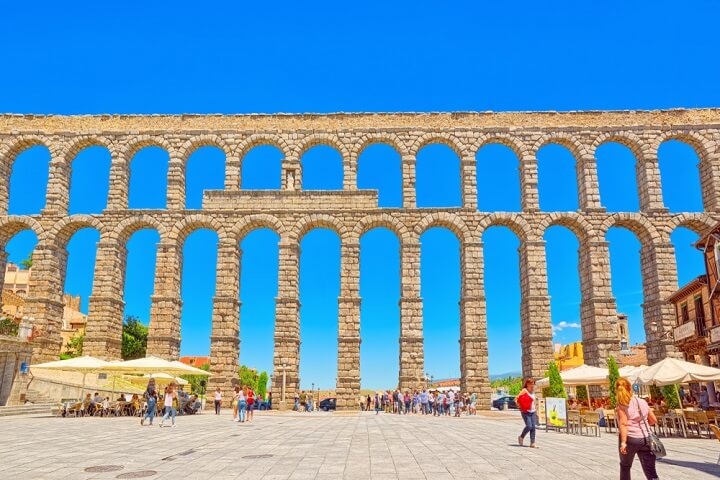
[636,398,667,458]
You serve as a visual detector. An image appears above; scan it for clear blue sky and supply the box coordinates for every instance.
[2,1,718,389]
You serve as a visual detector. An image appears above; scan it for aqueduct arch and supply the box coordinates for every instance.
[1,109,719,410]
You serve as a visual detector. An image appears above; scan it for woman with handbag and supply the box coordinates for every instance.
[616,377,661,479]
[516,378,538,448]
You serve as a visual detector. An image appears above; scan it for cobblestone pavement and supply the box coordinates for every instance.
[1,410,719,479]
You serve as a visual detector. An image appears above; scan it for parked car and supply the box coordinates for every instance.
[318,397,336,411]
[492,396,518,410]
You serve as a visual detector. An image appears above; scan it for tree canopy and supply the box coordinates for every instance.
[121,316,148,360]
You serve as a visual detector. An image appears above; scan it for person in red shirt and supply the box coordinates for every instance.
[246,388,255,422]
[516,378,538,448]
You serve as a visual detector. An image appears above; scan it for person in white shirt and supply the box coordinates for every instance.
[214,387,222,415]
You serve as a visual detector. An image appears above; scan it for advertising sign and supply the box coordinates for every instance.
[673,322,695,342]
[545,397,567,429]
[710,325,720,344]
[537,399,546,425]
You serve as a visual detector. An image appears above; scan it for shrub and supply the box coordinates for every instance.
[608,356,620,408]
[544,362,567,399]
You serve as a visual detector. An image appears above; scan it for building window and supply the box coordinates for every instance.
[680,303,690,324]
[715,243,720,278]
[694,296,706,336]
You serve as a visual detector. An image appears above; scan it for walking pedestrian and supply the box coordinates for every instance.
[516,378,538,448]
[159,384,177,427]
[616,377,659,480]
[246,387,255,422]
[232,386,240,421]
[140,388,157,426]
[238,386,247,423]
[214,387,222,415]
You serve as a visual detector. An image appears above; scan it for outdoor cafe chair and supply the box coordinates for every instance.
[694,411,712,437]
[603,409,617,433]
[709,425,720,465]
[567,410,582,435]
[582,412,601,437]
[66,402,83,417]
[684,410,703,437]
[651,408,669,437]
[706,410,719,426]
[662,409,687,438]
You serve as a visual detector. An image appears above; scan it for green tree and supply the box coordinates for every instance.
[608,356,620,408]
[543,361,567,398]
[0,317,19,336]
[257,371,269,400]
[576,385,588,401]
[662,385,681,409]
[490,376,522,396]
[19,257,32,270]
[121,316,148,360]
[59,333,84,360]
[238,365,259,390]
[181,363,211,394]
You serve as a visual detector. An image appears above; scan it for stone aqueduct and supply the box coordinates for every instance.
[1,109,719,410]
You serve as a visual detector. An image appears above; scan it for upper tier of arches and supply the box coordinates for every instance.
[0,128,717,215]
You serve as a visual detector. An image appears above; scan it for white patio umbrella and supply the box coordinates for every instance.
[637,357,720,386]
[123,373,189,387]
[619,365,647,383]
[536,364,610,387]
[106,356,211,376]
[31,355,112,400]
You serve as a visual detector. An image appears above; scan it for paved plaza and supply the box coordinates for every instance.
[1,411,719,479]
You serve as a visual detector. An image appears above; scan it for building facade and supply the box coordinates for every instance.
[1,263,86,353]
[0,110,718,409]
[693,226,720,359]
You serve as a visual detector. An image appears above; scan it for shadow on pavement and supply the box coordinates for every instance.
[658,458,720,475]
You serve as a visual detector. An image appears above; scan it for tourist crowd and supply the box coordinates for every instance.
[360,389,478,416]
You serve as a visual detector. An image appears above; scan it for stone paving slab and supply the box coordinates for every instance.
[0,411,718,479]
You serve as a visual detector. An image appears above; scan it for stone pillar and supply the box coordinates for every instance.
[399,240,424,390]
[0,146,12,215]
[460,241,491,409]
[518,240,554,379]
[282,156,301,191]
[461,155,477,210]
[402,154,416,208]
[578,240,620,367]
[636,153,666,213]
[147,242,183,359]
[106,150,129,210]
[84,241,127,359]
[0,250,7,302]
[24,244,66,362]
[337,241,361,410]
[43,158,70,215]
[166,150,185,210]
[343,155,357,191]
[641,242,681,363]
[272,240,300,408]
[520,153,540,212]
[225,153,241,190]
[699,151,720,213]
[207,240,241,403]
[576,154,604,212]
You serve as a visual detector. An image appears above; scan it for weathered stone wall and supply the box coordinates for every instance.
[0,109,718,410]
